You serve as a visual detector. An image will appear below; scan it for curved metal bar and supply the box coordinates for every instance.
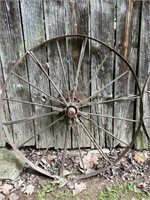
[0,34,143,180]
[141,73,150,142]
[77,121,142,180]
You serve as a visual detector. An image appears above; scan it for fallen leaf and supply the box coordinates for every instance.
[80,152,98,170]
[73,182,86,195]
[63,169,71,177]
[134,185,142,193]
[66,181,75,189]
[0,193,5,200]
[24,184,34,195]
[46,154,57,163]
[8,193,19,200]
[2,184,13,195]
[134,152,145,163]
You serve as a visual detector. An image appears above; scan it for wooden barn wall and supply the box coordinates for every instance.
[0,0,149,149]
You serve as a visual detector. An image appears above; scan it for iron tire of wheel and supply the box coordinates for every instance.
[142,73,150,142]
[0,35,143,180]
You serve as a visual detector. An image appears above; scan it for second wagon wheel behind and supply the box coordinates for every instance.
[142,73,150,143]
[1,35,143,180]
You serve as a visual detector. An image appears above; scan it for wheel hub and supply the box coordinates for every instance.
[67,106,77,118]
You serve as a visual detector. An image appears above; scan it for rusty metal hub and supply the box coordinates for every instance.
[67,106,77,118]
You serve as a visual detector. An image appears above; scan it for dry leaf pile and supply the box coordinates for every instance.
[0,148,149,199]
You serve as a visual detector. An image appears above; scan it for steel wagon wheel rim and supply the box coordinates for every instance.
[141,73,150,142]
[0,34,143,180]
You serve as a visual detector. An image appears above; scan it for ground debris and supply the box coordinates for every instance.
[2,183,13,195]
[8,193,19,200]
[0,148,149,198]
[24,184,35,195]
[101,149,150,184]
[0,193,5,200]
[73,182,86,195]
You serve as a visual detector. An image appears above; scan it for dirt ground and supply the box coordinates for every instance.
[0,149,149,200]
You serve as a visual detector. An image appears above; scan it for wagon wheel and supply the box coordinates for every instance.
[0,35,143,180]
[142,73,150,142]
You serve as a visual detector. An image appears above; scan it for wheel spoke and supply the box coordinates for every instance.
[3,97,63,112]
[19,115,64,148]
[85,52,110,90]
[144,116,150,119]
[35,122,64,166]
[12,71,64,106]
[72,37,87,101]
[79,111,139,123]
[79,70,129,106]
[27,51,68,106]
[75,117,112,164]
[81,115,128,146]
[75,123,86,174]
[3,111,59,125]
[56,40,71,103]
[60,120,70,176]
[79,95,140,108]
[145,90,150,94]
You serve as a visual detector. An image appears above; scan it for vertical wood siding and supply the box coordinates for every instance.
[0,0,149,149]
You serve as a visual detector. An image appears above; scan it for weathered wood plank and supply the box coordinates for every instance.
[44,0,70,149]
[0,57,6,147]
[135,1,150,149]
[65,0,91,148]
[20,0,52,149]
[90,0,114,147]
[114,0,141,147]
[0,0,34,147]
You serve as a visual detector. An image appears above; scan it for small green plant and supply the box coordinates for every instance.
[99,187,117,200]
[98,181,150,200]
[37,181,73,200]
[54,190,72,200]
[37,181,56,200]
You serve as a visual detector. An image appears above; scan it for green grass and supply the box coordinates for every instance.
[37,181,56,200]
[37,180,150,200]
[98,181,150,200]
